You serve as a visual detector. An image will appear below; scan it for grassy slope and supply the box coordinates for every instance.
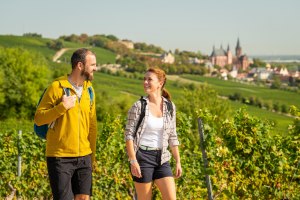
[0,35,294,135]
[92,72,185,103]
[60,47,116,64]
[0,71,293,135]
[94,73,293,134]
[229,101,292,134]
[181,74,300,108]
[180,74,297,132]
[0,35,116,64]
[0,35,56,60]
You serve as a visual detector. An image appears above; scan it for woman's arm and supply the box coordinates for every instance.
[126,140,142,178]
[124,101,142,178]
[169,103,182,178]
[171,145,182,178]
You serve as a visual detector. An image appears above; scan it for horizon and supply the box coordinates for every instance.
[3,34,300,59]
[1,0,300,56]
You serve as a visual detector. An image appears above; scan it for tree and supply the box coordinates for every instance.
[23,33,42,38]
[271,76,281,89]
[0,47,50,119]
[89,35,109,48]
[176,84,231,129]
[79,33,89,44]
[250,58,266,68]
[106,34,118,41]
[46,39,64,50]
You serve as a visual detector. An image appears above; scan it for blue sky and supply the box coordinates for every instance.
[1,0,300,55]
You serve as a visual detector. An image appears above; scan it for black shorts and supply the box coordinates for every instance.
[132,148,173,183]
[47,154,92,200]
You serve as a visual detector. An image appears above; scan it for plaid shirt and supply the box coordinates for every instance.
[124,96,179,165]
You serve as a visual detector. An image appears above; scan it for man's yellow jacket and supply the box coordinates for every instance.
[34,75,97,162]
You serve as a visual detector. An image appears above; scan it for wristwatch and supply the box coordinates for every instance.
[130,159,137,164]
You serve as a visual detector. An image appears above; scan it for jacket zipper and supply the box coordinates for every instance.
[78,95,81,157]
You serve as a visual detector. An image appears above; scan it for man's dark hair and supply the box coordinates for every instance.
[71,48,95,69]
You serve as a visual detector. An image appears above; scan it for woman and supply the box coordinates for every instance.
[124,67,182,200]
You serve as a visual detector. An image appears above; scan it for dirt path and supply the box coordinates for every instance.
[120,91,139,97]
[52,48,71,62]
[167,75,200,84]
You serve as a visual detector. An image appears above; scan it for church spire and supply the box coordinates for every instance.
[236,38,241,49]
[235,38,242,57]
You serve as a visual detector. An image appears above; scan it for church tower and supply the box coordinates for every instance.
[227,44,232,65]
[235,38,242,57]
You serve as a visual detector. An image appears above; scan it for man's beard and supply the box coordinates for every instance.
[81,67,93,81]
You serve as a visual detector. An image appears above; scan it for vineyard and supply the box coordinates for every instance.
[0,37,299,199]
[0,89,299,199]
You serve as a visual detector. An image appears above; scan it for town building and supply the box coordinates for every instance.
[210,38,250,71]
[119,40,134,49]
[161,52,175,64]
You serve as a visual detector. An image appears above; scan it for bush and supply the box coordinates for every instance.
[46,39,64,50]
[0,47,50,119]
[197,108,300,199]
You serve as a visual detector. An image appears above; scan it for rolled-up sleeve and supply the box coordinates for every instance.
[169,103,179,147]
[124,102,140,141]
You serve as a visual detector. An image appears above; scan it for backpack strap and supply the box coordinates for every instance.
[87,86,94,106]
[165,99,173,119]
[63,87,71,96]
[49,87,71,129]
[36,88,47,107]
[63,86,94,106]
[134,97,173,135]
[134,96,147,135]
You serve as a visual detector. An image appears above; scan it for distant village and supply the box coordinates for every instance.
[100,38,300,87]
[206,39,299,84]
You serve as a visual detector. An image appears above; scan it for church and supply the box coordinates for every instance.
[210,38,250,71]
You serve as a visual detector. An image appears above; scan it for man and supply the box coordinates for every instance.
[34,48,98,200]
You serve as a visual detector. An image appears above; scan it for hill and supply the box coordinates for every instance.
[0,35,116,64]
[181,74,300,108]
[0,34,296,134]
[93,72,294,134]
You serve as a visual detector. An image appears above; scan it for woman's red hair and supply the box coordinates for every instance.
[146,67,171,100]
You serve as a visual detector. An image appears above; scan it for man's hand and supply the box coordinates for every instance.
[62,95,76,110]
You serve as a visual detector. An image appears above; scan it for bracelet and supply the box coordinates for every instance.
[129,159,137,164]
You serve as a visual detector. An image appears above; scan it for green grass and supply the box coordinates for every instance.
[229,101,293,135]
[181,74,300,108]
[93,72,142,105]
[92,72,185,103]
[179,74,296,135]
[0,35,295,135]
[0,35,56,60]
[60,47,116,65]
[0,72,293,135]
[0,35,116,64]
[83,72,296,135]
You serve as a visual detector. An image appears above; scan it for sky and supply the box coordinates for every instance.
[1,0,300,56]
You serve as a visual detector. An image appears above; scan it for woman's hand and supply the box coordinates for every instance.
[130,161,142,178]
[170,146,182,178]
[126,141,142,178]
[174,162,182,178]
